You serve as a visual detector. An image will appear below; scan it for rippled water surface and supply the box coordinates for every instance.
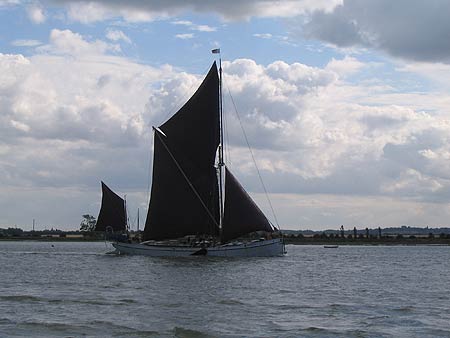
[1,241,450,337]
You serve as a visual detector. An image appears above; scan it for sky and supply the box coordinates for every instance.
[2,0,450,231]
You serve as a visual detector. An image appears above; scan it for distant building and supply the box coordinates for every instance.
[66,234,84,239]
[40,234,61,238]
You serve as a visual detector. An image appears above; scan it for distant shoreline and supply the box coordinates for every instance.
[0,237,103,242]
[1,237,450,246]
[284,237,450,246]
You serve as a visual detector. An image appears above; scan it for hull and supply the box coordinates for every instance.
[112,238,285,257]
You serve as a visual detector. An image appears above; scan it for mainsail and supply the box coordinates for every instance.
[222,167,273,242]
[95,181,127,232]
[143,61,275,243]
[144,63,220,240]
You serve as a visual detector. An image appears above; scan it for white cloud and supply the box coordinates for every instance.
[11,39,42,47]
[396,61,450,90]
[215,58,450,213]
[175,33,194,39]
[0,30,176,189]
[38,29,121,55]
[26,2,45,24]
[105,29,131,43]
[325,56,365,77]
[253,33,272,39]
[252,33,297,47]
[10,119,31,132]
[171,20,216,32]
[262,193,450,228]
[382,169,443,196]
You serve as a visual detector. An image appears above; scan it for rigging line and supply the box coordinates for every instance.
[154,128,220,229]
[222,93,232,165]
[226,86,281,230]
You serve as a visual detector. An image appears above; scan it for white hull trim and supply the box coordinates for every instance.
[112,238,285,257]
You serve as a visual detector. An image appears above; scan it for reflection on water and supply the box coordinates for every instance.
[1,241,450,337]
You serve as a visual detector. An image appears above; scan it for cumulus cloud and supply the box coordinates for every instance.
[38,29,121,55]
[325,56,365,77]
[171,20,216,32]
[175,33,194,40]
[3,26,450,228]
[301,0,450,63]
[105,29,131,43]
[26,2,46,23]
[213,58,450,209]
[253,33,273,39]
[0,29,178,195]
[139,57,450,209]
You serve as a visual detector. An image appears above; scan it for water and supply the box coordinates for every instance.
[1,242,450,337]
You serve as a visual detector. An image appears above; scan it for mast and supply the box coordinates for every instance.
[213,48,224,233]
[137,208,140,232]
[124,194,128,232]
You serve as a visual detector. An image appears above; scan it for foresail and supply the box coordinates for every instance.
[144,63,220,240]
[222,168,273,242]
[95,181,127,232]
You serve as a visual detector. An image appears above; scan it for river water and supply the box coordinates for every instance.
[0,241,449,337]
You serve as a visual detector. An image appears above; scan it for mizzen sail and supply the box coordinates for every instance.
[95,181,127,232]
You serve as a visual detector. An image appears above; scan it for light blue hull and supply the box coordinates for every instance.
[112,238,285,257]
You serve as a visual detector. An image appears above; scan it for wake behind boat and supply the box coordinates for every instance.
[98,52,285,257]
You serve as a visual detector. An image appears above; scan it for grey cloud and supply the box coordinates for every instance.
[49,0,256,18]
[360,115,406,130]
[43,1,450,63]
[42,0,339,21]
[301,0,450,63]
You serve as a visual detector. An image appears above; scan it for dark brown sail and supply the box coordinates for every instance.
[95,181,127,232]
[222,167,273,242]
[144,63,220,240]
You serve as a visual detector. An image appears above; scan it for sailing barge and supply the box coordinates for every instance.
[97,58,285,257]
